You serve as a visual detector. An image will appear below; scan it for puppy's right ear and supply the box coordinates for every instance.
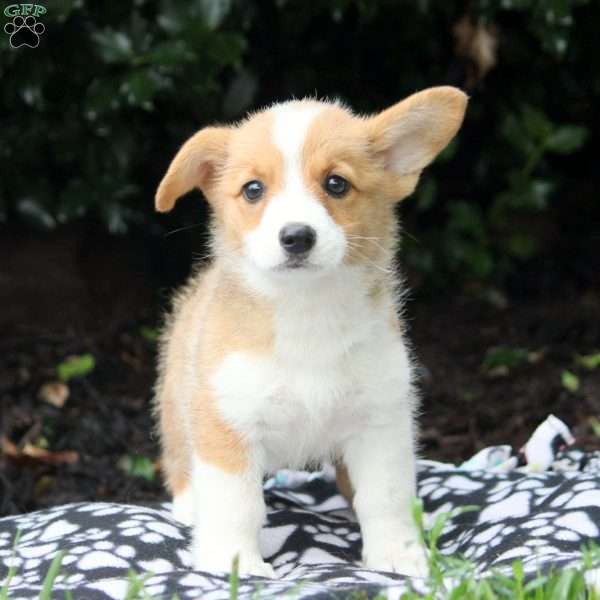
[155,127,231,212]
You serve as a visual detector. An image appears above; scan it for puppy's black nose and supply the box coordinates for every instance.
[279,223,316,255]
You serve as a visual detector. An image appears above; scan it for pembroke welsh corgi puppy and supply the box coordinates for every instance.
[154,87,467,578]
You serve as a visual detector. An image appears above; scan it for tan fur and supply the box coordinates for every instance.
[335,462,354,504]
[367,86,468,176]
[216,112,284,251]
[302,106,397,268]
[155,266,273,488]
[192,386,248,474]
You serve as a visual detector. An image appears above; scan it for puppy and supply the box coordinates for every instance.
[154,87,467,578]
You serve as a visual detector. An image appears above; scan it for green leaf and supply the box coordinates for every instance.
[588,417,600,438]
[530,179,554,210]
[482,347,529,371]
[522,106,553,142]
[561,370,579,393]
[546,125,588,154]
[200,0,233,29]
[57,354,96,382]
[577,352,600,370]
[57,180,91,223]
[507,233,538,258]
[92,29,134,64]
[140,326,159,343]
[136,41,195,67]
[85,77,121,117]
[120,70,163,108]
[16,198,56,230]
[448,202,486,240]
[500,112,533,157]
[118,454,156,481]
[101,202,131,234]
[499,174,554,212]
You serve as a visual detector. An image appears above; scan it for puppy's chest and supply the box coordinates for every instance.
[212,295,405,467]
[217,353,368,470]
[265,292,385,405]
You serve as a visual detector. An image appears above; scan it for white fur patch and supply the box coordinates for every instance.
[212,265,414,472]
[271,102,323,161]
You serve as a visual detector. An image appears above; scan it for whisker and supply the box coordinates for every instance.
[164,223,208,238]
[346,244,394,275]
[347,235,391,256]
[346,236,392,259]
[346,234,384,241]
[400,230,420,245]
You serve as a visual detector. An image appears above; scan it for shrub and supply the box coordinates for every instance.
[1,0,597,290]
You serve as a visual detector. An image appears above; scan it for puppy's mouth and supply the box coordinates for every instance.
[276,256,317,271]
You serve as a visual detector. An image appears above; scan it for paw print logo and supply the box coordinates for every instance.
[4,15,45,48]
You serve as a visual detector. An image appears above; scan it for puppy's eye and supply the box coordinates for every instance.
[323,174,350,198]
[242,180,265,203]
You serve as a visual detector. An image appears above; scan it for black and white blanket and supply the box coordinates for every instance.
[1,416,600,599]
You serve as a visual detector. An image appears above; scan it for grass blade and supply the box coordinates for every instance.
[124,570,154,600]
[0,530,22,600]
[39,550,66,600]
[229,555,240,600]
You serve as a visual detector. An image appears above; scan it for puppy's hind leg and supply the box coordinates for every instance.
[335,461,354,505]
[157,386,194,526]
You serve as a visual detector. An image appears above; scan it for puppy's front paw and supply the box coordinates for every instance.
[363,538,428,578]
[192,546,276,579]
[236,555,276,579]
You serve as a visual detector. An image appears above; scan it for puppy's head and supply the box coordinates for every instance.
[156,87,467,277]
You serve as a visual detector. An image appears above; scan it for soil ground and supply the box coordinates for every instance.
[1,225,599,517]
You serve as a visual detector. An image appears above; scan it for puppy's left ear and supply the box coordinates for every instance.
[155,127,231,213]
[368,86,468,177]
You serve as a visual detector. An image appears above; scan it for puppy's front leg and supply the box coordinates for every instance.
[343,408,428,577]
[191,456,275,578]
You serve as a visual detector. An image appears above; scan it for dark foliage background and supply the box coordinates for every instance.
[1,0,598,293]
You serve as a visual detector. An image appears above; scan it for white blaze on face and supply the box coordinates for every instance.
[243,102,347,273]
